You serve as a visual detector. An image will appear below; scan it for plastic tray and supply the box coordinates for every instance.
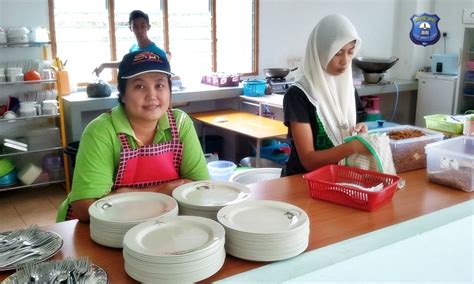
[424,114,464,134]
[303,165,400,211]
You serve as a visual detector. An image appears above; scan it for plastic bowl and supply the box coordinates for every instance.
[207,160,237,181]
[0,158,15,177]
[0,169,18,186]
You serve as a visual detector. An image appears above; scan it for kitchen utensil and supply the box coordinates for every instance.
[264,67,298,79]
[0,158,15,177]
[353,57,399,73]
[86,79,112,98]
[0,170,18,186]
[28,27,49,42]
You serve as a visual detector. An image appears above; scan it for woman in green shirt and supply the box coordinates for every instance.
[57,51,209,222]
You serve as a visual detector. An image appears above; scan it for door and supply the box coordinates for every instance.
[415,73,458,127]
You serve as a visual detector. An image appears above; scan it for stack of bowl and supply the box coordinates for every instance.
[0,158,18,187]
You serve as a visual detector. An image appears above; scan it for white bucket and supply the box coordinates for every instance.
[207,160,236,181]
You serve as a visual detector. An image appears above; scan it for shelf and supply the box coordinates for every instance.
[0,146,63,158]
[0,179,65,192]
[0,42,51,48]
[0,114,59,122]
[0,79,56,86]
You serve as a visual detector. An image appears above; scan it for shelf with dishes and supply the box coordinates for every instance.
[0,79,55,86]
[0,41,51,48]
[0,113,59,122]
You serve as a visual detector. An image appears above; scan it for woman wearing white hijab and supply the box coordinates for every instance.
[282,14,369,176]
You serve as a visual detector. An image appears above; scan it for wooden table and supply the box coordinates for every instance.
[190,109,288,167]
[1,169,472,283]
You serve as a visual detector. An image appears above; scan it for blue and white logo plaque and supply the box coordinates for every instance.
[409,13,441,46]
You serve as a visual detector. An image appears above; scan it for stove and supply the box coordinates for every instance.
[267,78,294,94]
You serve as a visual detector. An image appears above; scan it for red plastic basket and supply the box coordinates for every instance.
[303,165,400,211]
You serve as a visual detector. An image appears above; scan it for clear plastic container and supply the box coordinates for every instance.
[425,136,474,192]
[369,125,444,173]
[207,160,236,181]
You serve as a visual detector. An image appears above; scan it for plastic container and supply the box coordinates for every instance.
[369,125,444,173]
[17,163,42,185]
[207,160,236,181]
[424,114,464,134]
[229,168,282,185]
[303,165,400,211]
[425,136,474,192]
[243,80,266,97]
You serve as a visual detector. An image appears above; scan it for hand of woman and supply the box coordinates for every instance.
[349,139,371,155]
[352,123,368,134]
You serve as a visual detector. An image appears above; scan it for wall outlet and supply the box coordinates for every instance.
[463,8,474,24]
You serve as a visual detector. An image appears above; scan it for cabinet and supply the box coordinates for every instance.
[415,73,457,127]
[0,42,71,192]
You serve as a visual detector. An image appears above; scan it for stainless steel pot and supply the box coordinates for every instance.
[264,67,298,78]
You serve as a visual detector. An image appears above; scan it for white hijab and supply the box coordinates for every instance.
[294,14,361,146]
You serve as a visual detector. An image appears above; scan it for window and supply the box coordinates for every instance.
[50,0,258,85]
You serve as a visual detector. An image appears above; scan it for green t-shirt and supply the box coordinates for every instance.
[57,105,209,221]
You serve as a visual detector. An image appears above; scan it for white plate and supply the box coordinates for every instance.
[217,200,309,236]
[123,216,225,258]
[229,168,282,185]
[88,192,178,223]
[172,181,251,210]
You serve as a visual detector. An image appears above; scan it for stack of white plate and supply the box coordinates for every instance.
[172,180,251,221]
[123,216,226,283]
[88,192,178,248]
[217,200,310,261]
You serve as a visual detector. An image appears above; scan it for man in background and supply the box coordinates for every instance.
[93,10,167,76]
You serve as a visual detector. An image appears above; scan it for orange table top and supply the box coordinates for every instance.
[190,109,288,139]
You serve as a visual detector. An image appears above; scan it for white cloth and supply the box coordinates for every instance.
[293,14,361,146]
[344,133,397,175]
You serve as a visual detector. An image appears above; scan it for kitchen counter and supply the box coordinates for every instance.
[1,169,471,283]
[62,84,243,142]
[355,78,418,96]
[240,78,418,110]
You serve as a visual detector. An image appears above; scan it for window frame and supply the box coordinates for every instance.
[47,0,259,85]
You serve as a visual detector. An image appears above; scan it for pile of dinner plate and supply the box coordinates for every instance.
[123,215,226,283]
[217,200,310,261]
[88,192,178,248]
[172,180,251,221]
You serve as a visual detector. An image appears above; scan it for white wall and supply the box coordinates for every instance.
[1,0,471,80]
[259,0,472,81]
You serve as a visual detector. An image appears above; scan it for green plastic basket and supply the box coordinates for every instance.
[424,114,463,134]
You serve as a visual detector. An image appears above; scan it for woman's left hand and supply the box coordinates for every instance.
[352,123,368,135]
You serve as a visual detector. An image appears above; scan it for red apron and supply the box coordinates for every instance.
[65,109,183,220]
[113,109,183,189]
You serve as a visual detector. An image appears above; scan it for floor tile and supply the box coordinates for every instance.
[0,201,18,217]
[0,214,25,232]
[12,196,56,216]
[21,208,58,227]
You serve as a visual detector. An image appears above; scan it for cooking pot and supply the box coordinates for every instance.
[87,79,112,98]
[264,67,298,78]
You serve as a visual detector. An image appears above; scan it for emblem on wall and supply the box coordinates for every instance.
[409,13,441,46]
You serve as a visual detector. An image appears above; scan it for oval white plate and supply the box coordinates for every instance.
[217,200,309,235]
[88,192,178,223]
[123,216,225,258]
[172,181,251,209]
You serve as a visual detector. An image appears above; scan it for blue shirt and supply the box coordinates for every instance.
[129,42,166,58]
